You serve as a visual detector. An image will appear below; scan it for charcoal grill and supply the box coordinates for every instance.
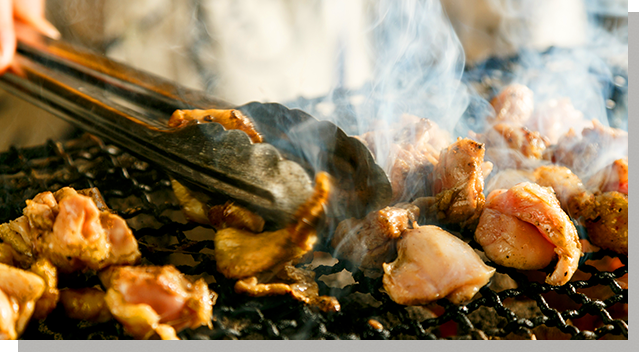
[0,132,628,340]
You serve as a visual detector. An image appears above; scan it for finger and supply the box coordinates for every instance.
[14,0,60,39]
[0,0,16,73]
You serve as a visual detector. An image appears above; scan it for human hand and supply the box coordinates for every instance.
[0,0,60,73]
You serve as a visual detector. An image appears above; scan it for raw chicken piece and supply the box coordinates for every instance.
[427,138,490,228]
[479,183,581,286]
[169,108,263,143]
[585,192,628,255]
[359,115,451,202]
[490,84,534,125]
[0,187,141,273]
[235,263,340,313]
[215,172,331,279]
[382,225,495,305]
[331,205,419,270]
[586,158,628,195]
[99,265,215,340]
[0,263,46,340]
[29,259,59,320]
[59,287,112,323]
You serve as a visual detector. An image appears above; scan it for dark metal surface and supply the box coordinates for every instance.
[0,27,391,227]
[0,135,628,340]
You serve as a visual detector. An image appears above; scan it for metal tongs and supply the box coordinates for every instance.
[0,27,391,226]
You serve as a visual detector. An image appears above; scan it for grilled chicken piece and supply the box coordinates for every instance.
[59,287,112,323]
[29,259,59,320]
[359,115,451,202]
[171,179,266,233]
[490,84,534,125]
[331,205,419,270]
[208,201,265,233]
[169,108,263,143]
[419,138,490,228]
[476,183,581,286]
[533,165,595,219]
[382,225,495,305]
[214,172,331,279]
[526,98,591,145]
[99,265,216,340]
[475,208,557,270]
[170,178,211,225]
[480,123,549,160]
[550,120,628,178]
[0,263,46,340]
[0,188,140,273]
[235,263,340,313]
[585,192,628,255]
[532,165,628,255]
[586,158,628,195]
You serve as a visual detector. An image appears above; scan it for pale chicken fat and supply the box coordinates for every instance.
[382,225,495,305]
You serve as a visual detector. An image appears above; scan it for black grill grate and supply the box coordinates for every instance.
[0,134,628,340]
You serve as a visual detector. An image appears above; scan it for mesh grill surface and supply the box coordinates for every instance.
[0,134,628,340]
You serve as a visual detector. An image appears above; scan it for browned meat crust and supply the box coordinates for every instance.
[331,205,419,270]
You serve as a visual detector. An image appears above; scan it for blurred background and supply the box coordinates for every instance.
[0,0,628,151]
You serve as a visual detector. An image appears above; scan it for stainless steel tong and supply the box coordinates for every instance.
[0,28,391,226]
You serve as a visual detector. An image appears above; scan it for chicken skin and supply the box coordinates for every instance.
[214,172,331,279]
[475,183,581,286]
[382,225,495,305]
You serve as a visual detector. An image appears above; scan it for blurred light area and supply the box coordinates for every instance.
[0,0,629,150]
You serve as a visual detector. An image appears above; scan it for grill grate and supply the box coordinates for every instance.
[0,133,628,340]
